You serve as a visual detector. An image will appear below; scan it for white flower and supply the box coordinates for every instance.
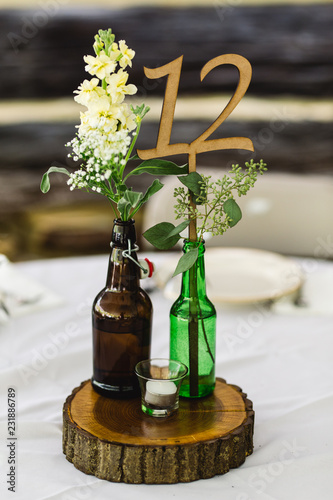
[74,78,106,106]
[110,42,121,60]
[116,103,137,131]
[76,111,94,136]
[106,69,137,104]
[85,93,113,114]
[95,107,119,133]
[66,33,144,200]
[71,124,132,166]
[84,53,116,79]
[78,99,137,137]
[78,103,115,135]
[118,40,135,69]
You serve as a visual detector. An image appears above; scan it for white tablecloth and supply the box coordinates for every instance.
[1,253,332,500]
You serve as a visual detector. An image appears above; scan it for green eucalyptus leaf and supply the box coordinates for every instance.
[129,180,164,219]
[124,190,143,208]
[173,247,198,277]
[178,172,207,205]
[117,197,131,221]
[143,222,181,250]
[178,172,203,194]
[140,179,164,205]
[40,166,70,193]
[223,198,242,227]
[127,159,188,177]
[167,219,191,238]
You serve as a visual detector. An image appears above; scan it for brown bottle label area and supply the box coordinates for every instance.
[92,318,151,392]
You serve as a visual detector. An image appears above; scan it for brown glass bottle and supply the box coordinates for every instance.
[92,219,152,398]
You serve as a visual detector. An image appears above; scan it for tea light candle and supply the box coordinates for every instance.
[145,380,177,407]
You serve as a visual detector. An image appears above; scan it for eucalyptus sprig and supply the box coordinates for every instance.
[144,159,267,275]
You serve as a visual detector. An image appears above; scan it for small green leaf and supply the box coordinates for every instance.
[127,159,188,177]
[117,197,131,221]
[124,190,143,208]
[173,247,198,277]
[167,219,191,238]
[143,222,181,250]
[131,104,150,119]
[129,180,164,218]
[143,219,190,249]
[140,179,164,205]
[178,172,203,194]
[178,172,207,205]
[223,198,242,227]
[131,104,144,115]
[40,166,70,193]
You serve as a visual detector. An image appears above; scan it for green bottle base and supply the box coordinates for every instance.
[179,382,215,399]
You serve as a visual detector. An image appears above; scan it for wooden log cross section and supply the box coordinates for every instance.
[63,378,254,484]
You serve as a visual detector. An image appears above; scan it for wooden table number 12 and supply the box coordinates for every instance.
[137,53,255,240]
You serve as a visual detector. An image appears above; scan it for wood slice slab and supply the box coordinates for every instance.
[62,377,254,484]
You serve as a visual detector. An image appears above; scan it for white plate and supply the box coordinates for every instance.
[155,247,304,304]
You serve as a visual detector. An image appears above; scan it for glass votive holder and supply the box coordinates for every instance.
[135,358,188,417]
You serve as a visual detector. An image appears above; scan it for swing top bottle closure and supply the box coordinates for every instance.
[92,219,153,398]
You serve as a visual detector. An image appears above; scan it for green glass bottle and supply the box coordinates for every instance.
[170,240,216,398]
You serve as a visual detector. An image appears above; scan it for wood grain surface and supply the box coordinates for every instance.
[63,378,254,483]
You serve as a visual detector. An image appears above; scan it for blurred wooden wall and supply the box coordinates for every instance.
[0,3,332,259]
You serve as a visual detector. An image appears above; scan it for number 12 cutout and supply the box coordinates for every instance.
[137,53,255,241]
[137,53,255,171]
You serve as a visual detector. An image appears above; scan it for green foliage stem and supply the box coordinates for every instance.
[145,159,267,273]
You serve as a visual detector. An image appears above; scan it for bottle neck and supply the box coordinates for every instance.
[180,240,207,299]
[106,219,140,291]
